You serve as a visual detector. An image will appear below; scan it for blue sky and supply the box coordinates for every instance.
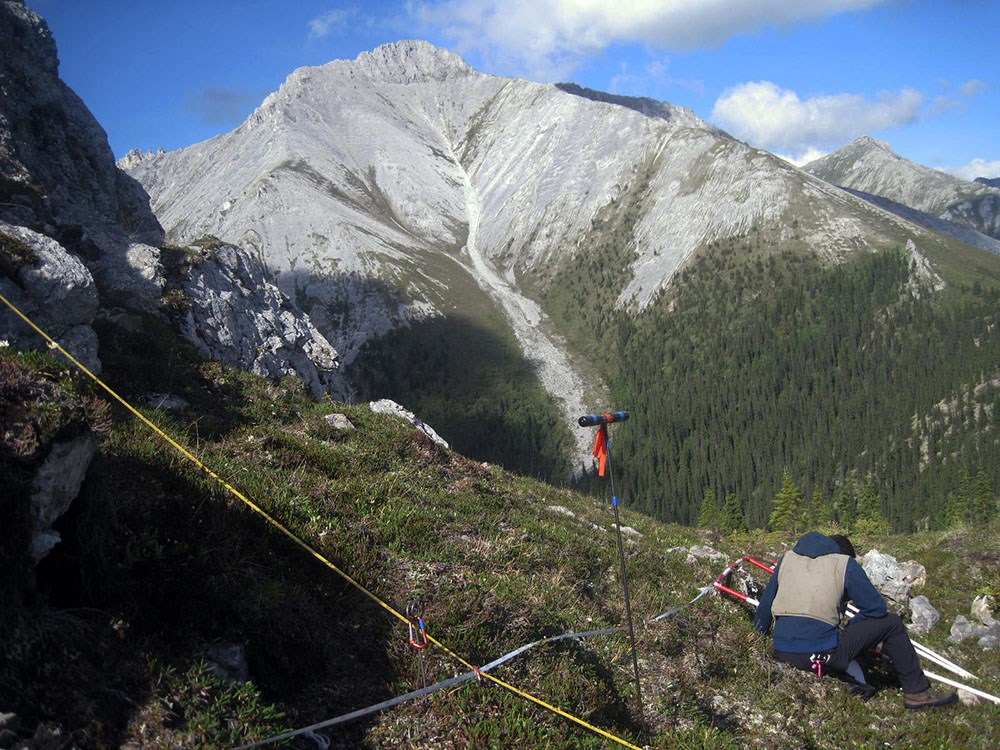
[26,0,1000,179]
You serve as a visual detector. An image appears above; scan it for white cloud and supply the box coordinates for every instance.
[775,147,830,167]
[710,81,924,160]
[960,79,990,98]
[308,9,352,40]
[413,0,888,80]
[944,158,1000,181]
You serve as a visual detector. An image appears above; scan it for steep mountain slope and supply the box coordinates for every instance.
[804,136,1000,240]
[0,1,342,399]
[3,340,999,749]
[7,335,1000,750]
[124,41,992,478]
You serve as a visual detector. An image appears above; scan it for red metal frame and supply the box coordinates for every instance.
[711,555,775,606]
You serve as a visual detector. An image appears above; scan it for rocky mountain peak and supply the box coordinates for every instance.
[553,82,726,134]
[353,40,474,83]
[805,135,1000,240]
[852,135,894,153]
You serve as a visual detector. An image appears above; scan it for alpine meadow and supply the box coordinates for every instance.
[3,1,1000,748]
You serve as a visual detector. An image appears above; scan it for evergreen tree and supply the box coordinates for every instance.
[832,483,855,532]
[944,490,967,529]
[854,477,889,536]
[698,488,720,532]
[722,492,748,534]
[970,467,996,523]
[769,468,803,533]
[809,488,834,531]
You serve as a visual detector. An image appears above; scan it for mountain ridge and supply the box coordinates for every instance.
[121,41,998,477]
[804,136,1000,240]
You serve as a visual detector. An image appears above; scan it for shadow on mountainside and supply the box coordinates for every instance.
[348,311,576,483]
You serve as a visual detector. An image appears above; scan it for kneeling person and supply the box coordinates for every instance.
[753,531,957,710]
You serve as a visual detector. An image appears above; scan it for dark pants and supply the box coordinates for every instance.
[775,613,930,694]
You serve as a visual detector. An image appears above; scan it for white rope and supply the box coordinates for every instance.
[923,670,1000,705]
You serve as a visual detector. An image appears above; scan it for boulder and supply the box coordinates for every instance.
[0,221,101,373]
[324,413,355,431]
[369,398,448,448]
[206,642,250,683]
[907,595,940,636]
[948,615,1000,645]
[971,595,997,627]
[860,549,924,604]
[29,433,97,561]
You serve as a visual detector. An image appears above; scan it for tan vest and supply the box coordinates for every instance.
[771,550,850,626]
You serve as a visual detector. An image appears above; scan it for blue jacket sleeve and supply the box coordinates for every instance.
[844,558,887,621]
[753,560,781,633]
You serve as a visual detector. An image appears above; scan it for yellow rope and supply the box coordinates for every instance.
[0,291,644,750]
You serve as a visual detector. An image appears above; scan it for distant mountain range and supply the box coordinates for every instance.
[804,136,1000,247]
[120,41,1000,478]
[3,6,997,524]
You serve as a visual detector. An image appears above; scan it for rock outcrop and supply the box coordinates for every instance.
[0,1,342,395]
[1,0,348,575]
[175,241,343,398]
[0,221,101,373]
[0,0,165,296]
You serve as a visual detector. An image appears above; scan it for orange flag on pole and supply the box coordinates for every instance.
[592,421,609,476]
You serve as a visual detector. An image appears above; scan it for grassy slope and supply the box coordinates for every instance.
[2,327,999,749]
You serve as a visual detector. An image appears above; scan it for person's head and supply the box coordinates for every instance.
[829,534,856,558]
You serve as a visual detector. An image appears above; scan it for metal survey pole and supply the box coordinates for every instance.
[579,412,643,713]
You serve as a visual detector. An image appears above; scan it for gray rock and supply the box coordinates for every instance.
[369,398,448,448]
[971,594,997,627]
[89,240,166,310]
[546,505,575,517]
[907,595,940,636]
[29,433,97,561]
[324,413,355,430]
[861,549,924,604]
[142,393,190,411]
[688,545,726,561]
[177,242,343,398]
[897,560,927,588]
[206,642,249,683]
[1,222,101,373]
[948,615,992,644]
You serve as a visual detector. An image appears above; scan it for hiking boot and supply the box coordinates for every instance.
[903,688,958,710]
[847,680,878,701]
